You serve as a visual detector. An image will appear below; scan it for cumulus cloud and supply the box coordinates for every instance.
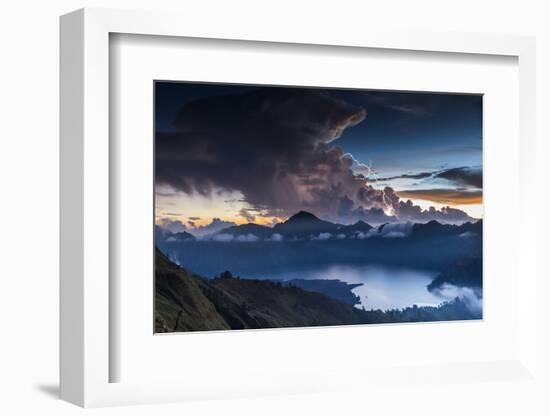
[235,233,260,242]
[156,88,475,224]
[157,88,369,220]
[395,199,475,223]
[267,233,284,242]
[316,232,333,240]
[338,192,474,225]
[349,207,398,225]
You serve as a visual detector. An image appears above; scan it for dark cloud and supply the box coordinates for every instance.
[338,189,475,225]
[157,88,369,220]
[375,171,434,182]
[156,87,476,224]
[396,199,474,224]
[434,166,482,188]
[377,166,482,188]
[337,194,397,224]
[239,208,256,223]
[352,207,398,225]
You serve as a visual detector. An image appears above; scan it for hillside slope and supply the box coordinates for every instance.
[155,248,230,331]
[155,248,481,333]
[155,248,369,332]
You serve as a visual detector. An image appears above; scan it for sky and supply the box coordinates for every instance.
[155,82,482,233]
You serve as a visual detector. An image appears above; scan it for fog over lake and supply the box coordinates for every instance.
[256,264,444,311]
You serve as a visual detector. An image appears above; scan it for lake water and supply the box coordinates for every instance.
[260,264,444,311]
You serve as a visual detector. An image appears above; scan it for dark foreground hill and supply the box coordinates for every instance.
[155,248,370,332]
[155,248,481,333]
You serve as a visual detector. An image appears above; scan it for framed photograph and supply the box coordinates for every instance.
[153,81,484,333]
[60,8,539,408]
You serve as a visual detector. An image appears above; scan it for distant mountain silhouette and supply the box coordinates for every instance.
[458,219,483,234]
[171,231,196,242]
[411,219,482,239]
[221,223,273,239]
[156,213,482,248]
[338,220,373,235]
[155,225,196,243]
[273,210,340,237]
[411,220,453,238]
[287,211,321,221]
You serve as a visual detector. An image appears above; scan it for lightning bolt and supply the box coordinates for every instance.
[342,152,396,216]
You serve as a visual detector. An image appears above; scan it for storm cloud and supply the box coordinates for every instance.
[156,87,475,224]
[377,166,482,189]
[434,166,482,188]
[338,190,474,225]
[375,171,434,182]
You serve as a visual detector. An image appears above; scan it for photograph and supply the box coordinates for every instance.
[1,0,542,412]
[154,82,483,333]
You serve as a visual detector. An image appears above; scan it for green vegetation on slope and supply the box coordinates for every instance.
[155,248,230,331]
[155,248,368,332]
[155,248,480,333]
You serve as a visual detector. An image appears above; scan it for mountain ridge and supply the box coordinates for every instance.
[156,211,482,243]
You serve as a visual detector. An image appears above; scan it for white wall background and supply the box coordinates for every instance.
[0,1,548,415]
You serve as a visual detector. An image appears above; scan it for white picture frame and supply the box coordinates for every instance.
[60,7,538,408]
